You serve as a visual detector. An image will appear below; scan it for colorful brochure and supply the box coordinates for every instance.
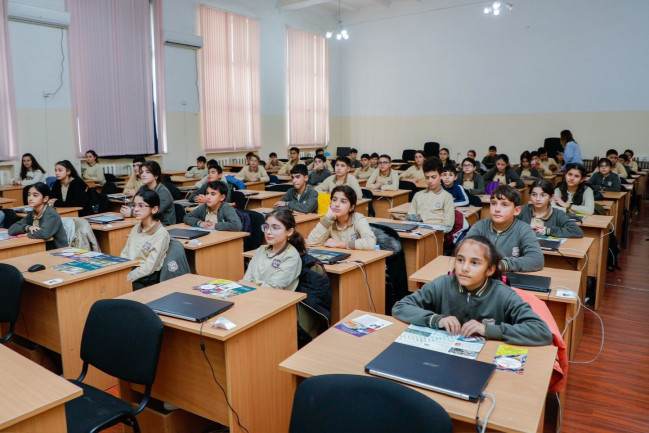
[193,279,256,298]
[334,314,393,337]
[395,324,486,360]
[493,344,528,374]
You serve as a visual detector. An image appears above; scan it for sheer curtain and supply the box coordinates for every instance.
[287,27,329,148]
[200,6,260,152]
[0,0,17,160]
[68,0,155,156]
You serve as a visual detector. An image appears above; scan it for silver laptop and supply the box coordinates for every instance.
[365,342,495,402]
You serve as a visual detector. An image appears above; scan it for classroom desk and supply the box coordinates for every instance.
[601,191,626,237]
[0,229,48,259]
[162,170,188,177]
[386,203,481,227]
[244,180,267,191]
[84,213,138,256]
[14,206,83,219]
[577,215,613,310]
[409,256,581,360]
[368,217,443,292]
[118,275,304,433]
[244,190,285,209]
[0,344,82,433]
[255,207,321,236]
[0,196,17,208]
[222,163,244,173]
[280,310,557,433]
[0,184,25,203]
[243,246,391,324]
[355,198,370,216]
[1,248,136,389]
[170,176,199,187]
[166,223,248,280]
[367,189,410,218]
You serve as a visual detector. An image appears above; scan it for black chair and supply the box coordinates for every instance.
[1,209,18,229]
[424,142,440,158]
[266,183,292,192]
[361,188,375,217]
[230,190,247,210]
[544,137,563,160]
[22,184,29,205]
[174,203,186,224]
[104,173,117,183]
[336,147,351,157]
[101,181,119,195]
[243,209,265,251]
[289,374,452,433]
[370,223,409,312]
[402,149,416,162]
[398,180,419,201]
[64,299,164,433]
[0,264,24,344]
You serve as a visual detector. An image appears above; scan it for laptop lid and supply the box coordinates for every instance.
[538,238,561,251]
[307,248,351,264]
[87,215,125,224]
[167,228,211,240]
[505,272,552,293]
[374,222,418,232]
[365,342,495,402]
[146,292,233,323]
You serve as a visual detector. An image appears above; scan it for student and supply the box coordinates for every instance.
[618,153,632,177]
[275,164,319,213]
[242,208,304,291]
[188,162,230,203]
[537,147,558,173]
[408,157,454,233]
[560,130,582,167]
[279,147,301,175]
[467,185,544,272]
[399,150,426,183]
[8,182,68,249]
[349,148,361,169]
[235,154,270,182]
[456,158,485,195]
[587,158,621,192]
[11,153,46,186]
[481,146,498,170]
[122,161,176,226]
[307,149,334,172]
[315,156,363,200]
[307,155,332,186]
[438,147,455,167]
[555,151,565,169]
[183,181,242,231]
[81,150,106,185]
[124,157,146,196]
[515,151,543,180]
[366,154,399,190]
[120,190,170,290]
[552,164,595,215]
[467,150,487,172]
[517,180,583,238]
[370,152,380,169]
[49,160,88,210]
[484,154,525,188]
[605,149,628,179]
[265,152,284,172]
[185,156,207,178]
[245,152,256,165]
[392,235,552,346]
[307,185,376,250]
[353,153,376,180]
[624,149,639,173]
[441,165,469,207]
[529,151,552,176]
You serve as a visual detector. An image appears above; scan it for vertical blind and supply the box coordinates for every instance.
[0,0,17,160]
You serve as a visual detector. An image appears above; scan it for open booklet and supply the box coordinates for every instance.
[395,324,486,360]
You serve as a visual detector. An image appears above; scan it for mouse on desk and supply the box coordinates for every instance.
[28,264,46,272]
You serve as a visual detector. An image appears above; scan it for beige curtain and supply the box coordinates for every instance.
[0,0,17,160]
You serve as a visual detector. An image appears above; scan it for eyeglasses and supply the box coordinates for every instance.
[378,161,391,165]
[131,203,150,209]
[462,163,474,167]
[261,224,285,233]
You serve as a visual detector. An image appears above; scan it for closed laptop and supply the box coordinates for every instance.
[167,228,211,240]
[373,222,418,232]
[505,272,551,293]
[146,292,233,323]
[307,248,351,264]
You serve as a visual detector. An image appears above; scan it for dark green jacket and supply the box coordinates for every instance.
[183,203,242,231]
[8,205,69,249]
[516,205,584,238]
[484,167,525,189]
[280,187,319,214]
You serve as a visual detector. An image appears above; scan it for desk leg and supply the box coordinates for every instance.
[329,259,386,324]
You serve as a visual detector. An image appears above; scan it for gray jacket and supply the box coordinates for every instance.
[467,219,544,272]
[484,167,525,189]
[516,205,584,238]
[587,171,622,192]
[307,169,332,186]
[183,203,242,231]
[280,187,319,214]
[160,238,191,282]
[136,184,176,226]
[456,172,486,195]
[8,205,69,249]
[392,275,552,346]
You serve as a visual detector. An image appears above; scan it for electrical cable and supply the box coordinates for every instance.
[569,303,605,365]
[549,285,582,338]
[556,247,588,273]
[475,392,496,433]
[340,260,376,312]
[43,28,65,98]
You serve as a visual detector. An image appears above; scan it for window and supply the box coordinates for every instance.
[286,27,329,148]
[200,6,260,152]
[0,0,17,160]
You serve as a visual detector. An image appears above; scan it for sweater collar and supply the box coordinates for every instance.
[457,277,490,297]
[490,219,516,234]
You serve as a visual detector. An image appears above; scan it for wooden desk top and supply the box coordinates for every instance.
[0,197,16,206]
[245,180,267,188]
[0,345,82,431]
[166,223,249,250]
[577,214,614,230]
[0,184,24,192]
[245,190,285,200]
[117,274,304,341]
[169,175,196,183]
[367,189,410,198]
[162,170,187,176]
[0,229,47,250]
[280,310,557,433]
[0,248,137,288]
[544,237,594,259]
[622,184,633,191]
[83,212,138,231]
[254,208,322,224]
[409,256,581,302]
[594,200,613,210]
[387,203,481,219]
[601,191,627,200]
[367,217,439,239]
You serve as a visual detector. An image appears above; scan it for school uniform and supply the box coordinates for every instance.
[443,182,469,207]
[307,169,332,185]
[8,205,68,249]
[124,173,143,193]
[515,166,543,180]
[538,158,558,173]
[243,243,302,291]
[235,166,270,182]
[610,163,628,179]
[629,160,639,173]
[278,160,300,175]
[392,275,552,346]
[367,170,400,191]
[265,160,284,171]
[280,186,319,213]
[188,178,231,203]
[484,167,525,188]
[307,211,377,250]
[120,221,170,288]
[517,204,583,238]
[185,166,208,179]
[587,172,621,192]
[307,160,334,172]
[349,158,362,169]
[12,169,45,186]
[552,187,595,215]
[83,163,106,185]
[315,174,364,202]
[481,155,496,170]
[456,172,485,195]
[183,202,242,231]
[408,188,455,233]
[353,166,376,180]
[399,165,424,181]
[135,184,176,226]
[51,178,88,209]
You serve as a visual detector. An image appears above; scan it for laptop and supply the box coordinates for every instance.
[167,228,211,240]
[505,272,551,293]
[240,190,259,196]
[373,222,418,232]
[567,214,584,222]
[307,248,351,264]
[147,292,234,323]
[87,214,125,224]
[538,238,562,251]
[365,342,495,402]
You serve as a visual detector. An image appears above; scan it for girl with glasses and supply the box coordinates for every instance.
[456,157,485,195]
[120,190,170,290]
[242,208,305,291]
[121,161,176,226]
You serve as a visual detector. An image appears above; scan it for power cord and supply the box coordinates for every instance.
[339,260,376,312]
[43,28,65,98]
[475,392,496,433]
[199,322,250,433]
[555,247,588,273]
[555,392,563,433]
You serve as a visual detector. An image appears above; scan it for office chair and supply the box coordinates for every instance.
[361,188,375,217]
[0,264,24,344]
[401,149,416,162]
[266,183,292,192]
[243,209,265,251]
[174,203,186,224]
[289,374,452,433]
[398,179,418,201]
[424,142,440,158]
[64,299,164,433]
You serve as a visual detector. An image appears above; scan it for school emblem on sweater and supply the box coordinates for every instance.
[271,258,281,269]
[482,318,496,326]
[434,202,442,209]
[350,234,358,241]
[167,261,178,272]
[512,247,520,257]
[142,242,152,252]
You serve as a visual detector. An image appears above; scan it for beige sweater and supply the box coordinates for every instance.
[243,244,301,291]
[120,222,170,282]
[367,170,400,190]
[315,174,364,201]
[83,163,106,184]
[307,212,377,250]
[235,165,270,182]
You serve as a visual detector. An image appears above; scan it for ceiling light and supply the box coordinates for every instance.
[483,1,513,16]
[325,0,349,41]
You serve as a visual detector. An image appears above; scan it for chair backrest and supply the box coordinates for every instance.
[1,209,18,229]
[289,374,452,433]
[336,147,351,157]
[424,142,440,158]
[160,238,191,281]
[101,181,119,195]
[243,209,265,251]
[80,299,164,385]
[45,176,56,188]
[398,180,418,201]
[402,149,416,161]
[104,173,117,183]
[361,189,375,217]
[0,264,24,343]
[174,203,186,224]
[266,183,292,192]
[544,137,563,160]
[230,190,247,210]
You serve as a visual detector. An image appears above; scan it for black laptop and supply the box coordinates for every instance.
[167,228,211,240]
[146,292,234,323]
[505,272,552,293]
[87,214,125,224]
[374,222,418,232]
[537,238,562,251]
[307,248,351,264]
[365,342,495,402]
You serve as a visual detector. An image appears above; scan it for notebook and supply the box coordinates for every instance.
[365,342,495,402]
[87,214,125,224]
[167,228,211,240]
[538,238,562,251]
[505,272,551,293]
[373,222,418,232]
[307,248,351,264]
[146,292,234,323]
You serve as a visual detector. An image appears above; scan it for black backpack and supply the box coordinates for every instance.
[296,254,332,348]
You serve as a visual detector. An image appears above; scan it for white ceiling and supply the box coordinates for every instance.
[276,0,406,13]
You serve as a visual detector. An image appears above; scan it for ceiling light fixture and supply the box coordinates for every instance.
[483,1,513,16]
[326,0,349,41]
